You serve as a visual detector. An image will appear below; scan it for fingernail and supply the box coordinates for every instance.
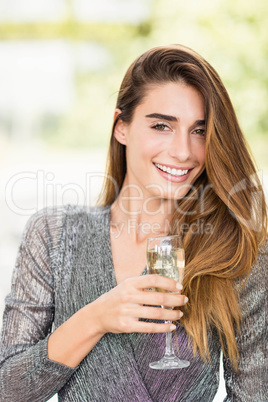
[184,296,188,303]
[179,311,184,318]
[170,324,176,331]
[176,282,183,290]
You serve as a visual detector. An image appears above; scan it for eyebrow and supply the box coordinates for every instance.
[145,113,205,126]
[146,113,177,122]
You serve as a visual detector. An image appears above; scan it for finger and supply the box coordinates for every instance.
[132,291,187,308]
[132,321,176,333]
[133,305,183,321]
[128,274,183,292]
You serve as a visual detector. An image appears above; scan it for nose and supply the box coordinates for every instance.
[168,131,191,162]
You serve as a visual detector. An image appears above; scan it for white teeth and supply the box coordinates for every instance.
[155,163,189,177]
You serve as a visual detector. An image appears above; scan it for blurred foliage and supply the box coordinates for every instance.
[0,22,138,42]
[0,0,267,168]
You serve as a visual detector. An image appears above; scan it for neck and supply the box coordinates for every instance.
[110,181,175,243]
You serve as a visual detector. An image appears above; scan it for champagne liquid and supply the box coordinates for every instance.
[147,248,185,293]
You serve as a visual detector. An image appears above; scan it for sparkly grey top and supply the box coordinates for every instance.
[0,205,267,402]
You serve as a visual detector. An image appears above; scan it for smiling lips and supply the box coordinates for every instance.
[154,162,191,177]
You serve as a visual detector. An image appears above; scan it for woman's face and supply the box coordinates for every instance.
[114,82,206,203]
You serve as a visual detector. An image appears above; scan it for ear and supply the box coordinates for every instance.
[113,108,128,146]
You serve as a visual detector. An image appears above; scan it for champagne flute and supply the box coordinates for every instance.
[147,235,190,369]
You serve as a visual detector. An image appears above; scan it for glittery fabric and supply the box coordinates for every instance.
[0,205,267,402]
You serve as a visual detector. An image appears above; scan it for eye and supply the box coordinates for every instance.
[193,128,205,137]
[151,122,170,132]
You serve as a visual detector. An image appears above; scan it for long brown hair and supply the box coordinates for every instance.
[98,44,267,370]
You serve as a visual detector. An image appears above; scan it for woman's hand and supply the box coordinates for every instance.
[90,274,188,335]
[47,274,188,368]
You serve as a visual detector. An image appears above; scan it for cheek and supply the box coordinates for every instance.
[143,136,168,155]
[127,128,167,163]
[193,142,206,165]
[200,148,206,165]
[137,138,163,161]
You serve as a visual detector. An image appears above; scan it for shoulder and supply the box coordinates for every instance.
[24,204,111,231]
[20,205,111,261]
[239,237,267,283]
[21,205,111,249]
[64,204,111,220]
[248,238,268,285]
[255,237,268,268]
[62,204,111,230]
[235,237,267,318]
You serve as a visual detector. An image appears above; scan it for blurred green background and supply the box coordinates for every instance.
[0,0,267,171]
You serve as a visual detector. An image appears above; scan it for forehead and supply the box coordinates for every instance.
[135,82,205,119]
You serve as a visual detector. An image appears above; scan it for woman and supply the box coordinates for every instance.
[0,44,267,401]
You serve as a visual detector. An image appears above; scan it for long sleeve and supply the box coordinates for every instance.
[0,208,77,402]
[223,242,268,401]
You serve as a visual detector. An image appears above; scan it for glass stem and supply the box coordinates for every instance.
[165,320,174,357]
